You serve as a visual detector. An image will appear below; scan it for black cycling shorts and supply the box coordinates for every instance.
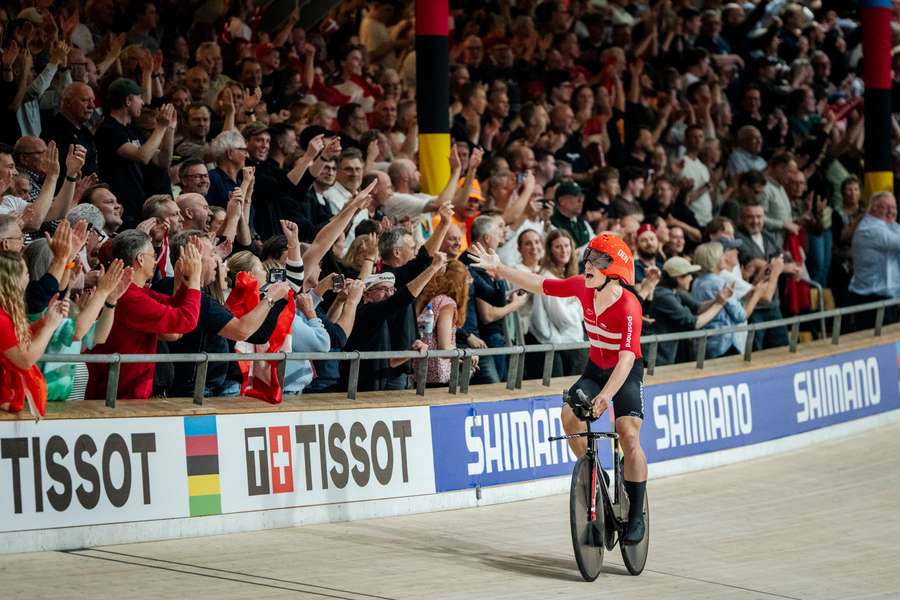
[565,359,644,420]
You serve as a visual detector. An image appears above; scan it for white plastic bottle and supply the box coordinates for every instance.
[418,303,435,337]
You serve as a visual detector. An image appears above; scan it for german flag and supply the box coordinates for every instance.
[416,0,450,194]
[862,0,894,199]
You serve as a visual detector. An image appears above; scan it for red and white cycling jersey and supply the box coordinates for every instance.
[542,274,642,369]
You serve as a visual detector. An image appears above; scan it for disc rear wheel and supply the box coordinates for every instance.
[620,489,649,575]
[569,456,604,581]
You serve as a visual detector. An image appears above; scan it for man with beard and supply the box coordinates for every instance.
[175,104,212,162]
[634,224,665,283]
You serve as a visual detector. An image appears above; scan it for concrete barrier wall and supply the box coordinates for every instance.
[2,341,898,553]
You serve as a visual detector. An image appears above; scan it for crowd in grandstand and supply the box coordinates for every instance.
[0,0,898,413]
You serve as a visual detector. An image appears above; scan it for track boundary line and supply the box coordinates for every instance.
[62,549,397,600]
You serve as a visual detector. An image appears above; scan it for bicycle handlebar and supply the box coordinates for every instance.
[549,432,619,442]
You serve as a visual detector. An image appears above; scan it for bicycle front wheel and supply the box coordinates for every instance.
[620,489,649,575]
[569,455,604,581]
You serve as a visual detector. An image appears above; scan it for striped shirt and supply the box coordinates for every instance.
[542,275,643,369]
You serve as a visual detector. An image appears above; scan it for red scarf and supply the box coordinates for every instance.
[225,272,295,404]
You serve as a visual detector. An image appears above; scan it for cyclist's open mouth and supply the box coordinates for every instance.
[585,273,594,280]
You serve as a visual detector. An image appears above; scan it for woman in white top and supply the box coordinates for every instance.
[529,229,588,377]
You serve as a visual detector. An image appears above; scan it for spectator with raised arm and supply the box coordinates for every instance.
[86,229,202,400]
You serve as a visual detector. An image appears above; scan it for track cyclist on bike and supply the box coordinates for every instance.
[468,233,647,545]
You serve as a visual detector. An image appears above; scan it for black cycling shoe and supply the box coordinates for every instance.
[622,515,645,545]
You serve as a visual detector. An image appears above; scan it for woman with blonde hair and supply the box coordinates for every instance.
[528,229,587,376]
[690,241,756,358]
[0,251,68,415]
[414,259,470,384]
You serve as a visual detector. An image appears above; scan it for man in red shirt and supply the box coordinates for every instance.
[469,233,647,545]
[87,229,202,400]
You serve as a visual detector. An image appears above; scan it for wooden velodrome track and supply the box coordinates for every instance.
[1,328,899,599]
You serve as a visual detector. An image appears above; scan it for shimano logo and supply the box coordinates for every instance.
[465,407,575,476]
[653,383,752,450]
[794,357,880,423]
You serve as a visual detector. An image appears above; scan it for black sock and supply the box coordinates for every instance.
[624,480,646,523]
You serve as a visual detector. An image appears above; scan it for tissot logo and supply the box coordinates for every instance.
[244,419,414,496]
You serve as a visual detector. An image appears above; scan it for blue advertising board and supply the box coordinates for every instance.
[430,342,900,492]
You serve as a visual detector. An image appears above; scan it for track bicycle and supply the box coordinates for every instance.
[550,389,650,581]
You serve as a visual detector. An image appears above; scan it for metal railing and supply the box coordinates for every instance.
[40,298,900,408]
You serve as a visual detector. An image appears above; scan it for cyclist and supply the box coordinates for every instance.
[468,233,647,544]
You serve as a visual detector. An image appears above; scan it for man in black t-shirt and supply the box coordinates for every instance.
[151,229,290,396]
[95,78,176,228]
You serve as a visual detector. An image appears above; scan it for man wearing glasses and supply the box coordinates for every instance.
[178,159,211,197]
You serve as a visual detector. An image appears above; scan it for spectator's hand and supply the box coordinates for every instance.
[179,241,203,287]
[322,135,341,159]
[449,144,460,172]
[1,40,19,68]
[467,242,501,276]
[69,220,89,256]
[279,219,300,246]
[468,147,484,172]
[430,250,447,271]
[467,333,487,349]
[74,287,95,311]
[108,267,133,303]
[303,134,325,161]
[716,281,735,304]
[74,173,98,202]
[508,290,529,310]
[156,104,177,130]
[314,272,337,297]
[265,281,291,303]
[361,232,378,260]
[65,144,86,178]
[345,278,365,304]
[136,217,168,245]
[44,294,70,328]
[42,141,60,179]
[645,266,662,285]
[366,137,380,163]
[226,192,242,220]
[438,201,454,224]
[411,339,428,353]
[82,267,102,290]
[49,39,69,67]
[152,50,164,74]
[349,178,378,211]
[96,259,125,297]
[784,221,800,235]
[770,254,785,277]
[229,186,246,208]
[47,219,73,261]
[215,238,232,260]
[220,86,235,116]
[241,166,256,184]
[379,215,391,233]
[242,86,262,112]
[138,51,153,75]
[295,291,316,318]
[106,33,126,59]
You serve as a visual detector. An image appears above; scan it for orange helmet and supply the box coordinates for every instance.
[584,233,635,285]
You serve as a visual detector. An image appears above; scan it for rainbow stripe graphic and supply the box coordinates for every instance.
[183,416,222,516]
[895,342,900,369]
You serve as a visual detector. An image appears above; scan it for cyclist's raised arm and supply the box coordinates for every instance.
[467,243,546,294]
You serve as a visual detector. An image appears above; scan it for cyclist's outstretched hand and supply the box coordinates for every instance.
[592,393,611,419]
[467,242,500,275]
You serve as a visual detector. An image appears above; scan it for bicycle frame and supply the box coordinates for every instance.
[551,419,626,533]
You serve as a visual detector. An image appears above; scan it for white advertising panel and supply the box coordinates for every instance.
[216,407,436,512]
[0,417,189,531]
